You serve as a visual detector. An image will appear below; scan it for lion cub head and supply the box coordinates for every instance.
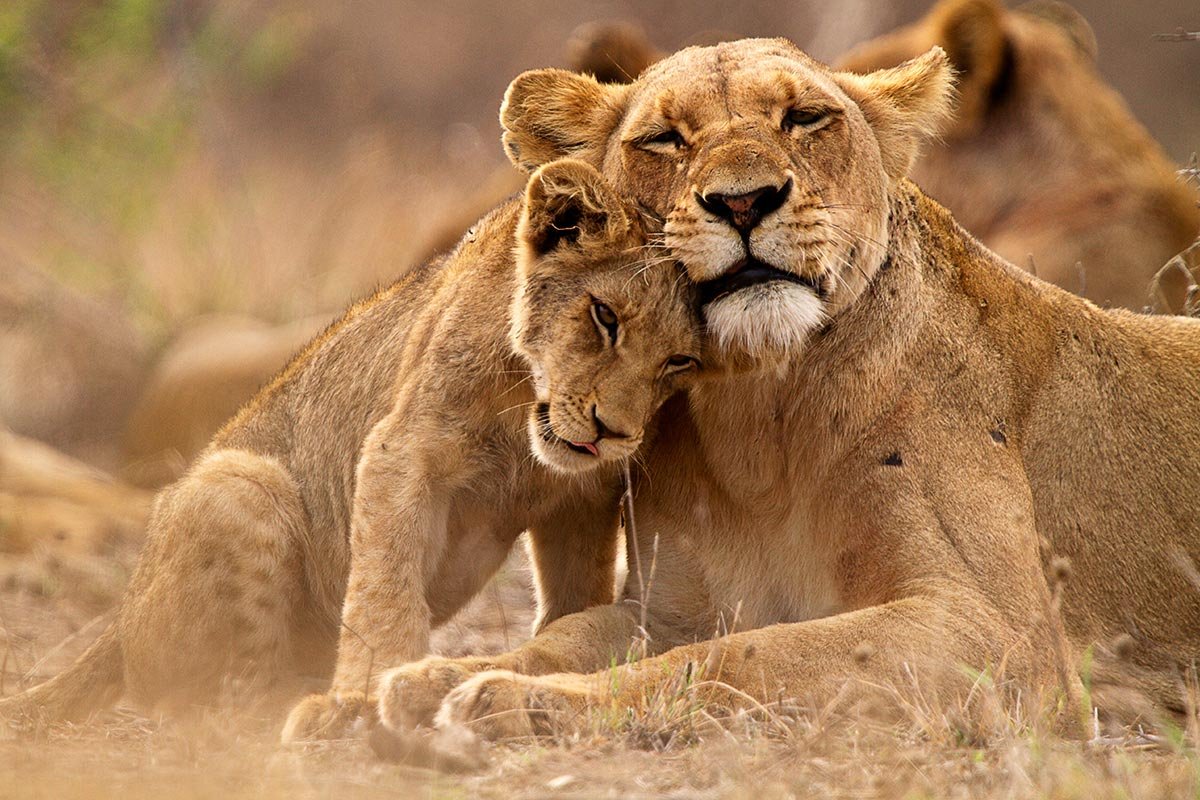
[511,159,702,474]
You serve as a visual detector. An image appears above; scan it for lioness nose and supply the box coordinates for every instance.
[697,179,791,234]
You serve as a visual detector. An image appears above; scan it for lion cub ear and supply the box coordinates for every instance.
[834,47,955,180]
[519,159,630,257]
[501,69,630,172]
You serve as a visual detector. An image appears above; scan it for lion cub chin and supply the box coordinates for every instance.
[279,159,701,742]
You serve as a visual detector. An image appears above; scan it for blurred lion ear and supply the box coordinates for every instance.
[931,0,1008,132]
[501,69,631,173]
[834,47,955,180]
[519,159,628,256]
[567,20,663,84]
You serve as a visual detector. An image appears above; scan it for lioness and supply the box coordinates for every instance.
[370,39,1200,740]
[836,0,1200,310]
[0,159,702,739]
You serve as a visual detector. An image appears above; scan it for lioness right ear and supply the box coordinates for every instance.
[501,69,631,172]
[519,159,628,256]
[834,47,955,180]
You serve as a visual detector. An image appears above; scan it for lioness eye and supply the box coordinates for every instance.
[591,301,619,344]
[783,108,828,132]
[636,129,686,151]
[663,355,699,374]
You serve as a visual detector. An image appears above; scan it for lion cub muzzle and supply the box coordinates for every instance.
[534,400,639,461]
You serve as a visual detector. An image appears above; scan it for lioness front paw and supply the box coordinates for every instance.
[434,670,591,740]
[377,656,494,731]
[280,691,374,744]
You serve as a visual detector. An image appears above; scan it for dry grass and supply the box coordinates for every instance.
[4,671,1199,798]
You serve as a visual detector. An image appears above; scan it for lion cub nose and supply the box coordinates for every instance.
[591,406,631,441]
[697,179,791,234]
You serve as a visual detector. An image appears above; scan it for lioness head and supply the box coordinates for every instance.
[501,39,952,363]
[511,158,701,474]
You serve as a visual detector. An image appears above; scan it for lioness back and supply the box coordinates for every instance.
[913,187,1200,706]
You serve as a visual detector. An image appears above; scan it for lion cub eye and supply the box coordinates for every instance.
[782,108,830,133]
[590,300,619,344]
[662,355,700,375]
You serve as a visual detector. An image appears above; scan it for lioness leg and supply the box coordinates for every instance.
[118,449,309,715]
[525,489,623,635]
[436,594,1077,739]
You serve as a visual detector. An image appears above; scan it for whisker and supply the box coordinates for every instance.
[497,374,533,397]
[496,400,538,417]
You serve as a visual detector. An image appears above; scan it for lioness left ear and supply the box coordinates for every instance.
[519,158,628,256]
[501,69,631,173]
[834,47,955,180]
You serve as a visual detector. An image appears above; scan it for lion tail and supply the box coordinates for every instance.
[0,622,124,732]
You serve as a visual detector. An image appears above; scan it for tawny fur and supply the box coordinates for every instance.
[373,38,1200,741]
[0,259,149,470]
[0,161,701,743]
[0,427,150,558]
[556,4,1200,311]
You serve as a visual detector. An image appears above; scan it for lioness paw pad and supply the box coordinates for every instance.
[435,671,574,739]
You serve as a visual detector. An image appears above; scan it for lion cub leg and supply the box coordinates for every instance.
[282,413,465,742]
[374,491,625,732]
[118,448,308,715]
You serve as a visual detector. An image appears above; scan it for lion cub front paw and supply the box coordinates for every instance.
[377,657,486,732]
[280,691,374,744]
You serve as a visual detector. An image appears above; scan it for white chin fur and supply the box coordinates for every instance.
[704,282,826,359]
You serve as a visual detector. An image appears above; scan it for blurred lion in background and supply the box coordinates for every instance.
[837,0,1200,311]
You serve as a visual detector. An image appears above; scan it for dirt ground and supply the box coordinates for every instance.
[2,546,1199,800]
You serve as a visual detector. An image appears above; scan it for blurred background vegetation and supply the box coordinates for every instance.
[0,0,1195,342]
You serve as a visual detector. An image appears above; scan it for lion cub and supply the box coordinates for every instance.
[281,159,702,738]
[0,159,701,742]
